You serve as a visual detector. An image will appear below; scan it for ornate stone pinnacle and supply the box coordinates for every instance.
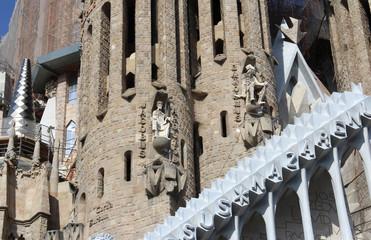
[276,17,307,44]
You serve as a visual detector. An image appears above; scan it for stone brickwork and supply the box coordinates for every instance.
[75,0,279,239]
[325,0,371,95]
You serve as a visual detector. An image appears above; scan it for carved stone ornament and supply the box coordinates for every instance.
[5,119,18,167]
[231,64,242,123]
[63,223,83,240]
[91,233,114,240]
[143,158,187,197]
[138,103,147,158]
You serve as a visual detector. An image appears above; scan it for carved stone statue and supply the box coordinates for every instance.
[5,120,18,167]
[236,64,268,106]
[151,101,170,139]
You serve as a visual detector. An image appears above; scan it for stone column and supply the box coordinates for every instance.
[328,147,354,239]
[297,168,315,240]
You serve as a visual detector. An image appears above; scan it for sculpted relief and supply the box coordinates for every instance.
[143,158,187,197]
[235,57,280,147]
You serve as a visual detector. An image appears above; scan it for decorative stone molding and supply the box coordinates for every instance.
[63,223,83,240]
[143,84,371,239]
[143,159,187,197]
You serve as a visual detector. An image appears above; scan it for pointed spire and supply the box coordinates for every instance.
[8,58,35,134]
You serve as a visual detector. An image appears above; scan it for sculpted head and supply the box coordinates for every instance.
[157,101,163,110]
[245,64,255,75]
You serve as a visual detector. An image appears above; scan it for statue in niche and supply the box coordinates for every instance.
[151,100,172,153]
[151,101,170,139]
[236,64,268,107]
[235,63,280,147]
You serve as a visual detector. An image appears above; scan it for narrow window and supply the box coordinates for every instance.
[151,0,158,45]
[237,0,245,48]
[124,151,132,181]
[220,111,227,137]
[98,2,111,115]
[193,123,201,196]
[123,0,136,95]
[126,0,135,57]
[68,76,77,104]
[181,139,186,168]
[215,39,224,55]
[78,193,86,222]
[211,0,225,57]
[188,0,201,83]
[87,25,92,36]
[65,121,76,158]
[97,168,104,198]
[152,64,158,82]
[212,0,222,25]
[126,72,135,89]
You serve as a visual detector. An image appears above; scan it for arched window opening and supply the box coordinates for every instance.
[98,2,111,115]
[275,188,303,238]
[241,212,266,238]
[220,111,227,137]
[215,39,224,55]
[65,121,76,158]
[78,193,86,222]
[181,139,186,168]
[124,151,132,182]
[152,64,158,82]
[309,168,340,238]
[125,72,135,89]
[97,168,104,198]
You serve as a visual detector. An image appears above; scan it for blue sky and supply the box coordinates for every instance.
[0,0,16,38]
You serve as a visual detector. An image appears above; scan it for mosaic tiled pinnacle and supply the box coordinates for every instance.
[8,58,35,122]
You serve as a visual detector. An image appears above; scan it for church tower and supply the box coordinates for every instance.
[76,0,278,239]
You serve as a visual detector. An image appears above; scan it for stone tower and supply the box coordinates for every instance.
[76,0,279,239]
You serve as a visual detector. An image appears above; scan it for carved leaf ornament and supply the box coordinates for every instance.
[143,83,371,239]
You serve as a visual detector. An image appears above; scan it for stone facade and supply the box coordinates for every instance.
[1,0,371,239]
